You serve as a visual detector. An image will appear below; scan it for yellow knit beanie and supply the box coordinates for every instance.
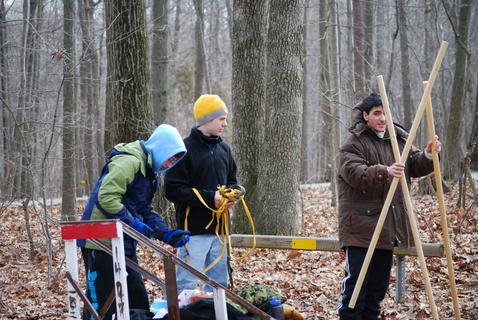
[193,94,228,126]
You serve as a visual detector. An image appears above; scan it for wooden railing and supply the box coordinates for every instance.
[61,220,272,320]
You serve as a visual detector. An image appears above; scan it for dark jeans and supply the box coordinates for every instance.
[82,249,149,320]
[338,246,393,320]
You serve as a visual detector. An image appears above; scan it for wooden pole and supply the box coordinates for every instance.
[424,81,461,319]
[380,76,438,318]
[348,41,447,311]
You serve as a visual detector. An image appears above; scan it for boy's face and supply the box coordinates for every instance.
[199,115,228,136]
[363,106,386,133]
[160,155,178,170]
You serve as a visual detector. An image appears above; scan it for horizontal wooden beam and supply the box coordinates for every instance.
[230,235,444,257]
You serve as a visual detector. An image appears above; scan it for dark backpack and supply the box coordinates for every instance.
[160,299,254,320]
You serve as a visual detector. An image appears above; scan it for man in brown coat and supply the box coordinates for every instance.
[337,93,442,319]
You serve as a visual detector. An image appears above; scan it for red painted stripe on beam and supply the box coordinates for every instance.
[61,222,119,240]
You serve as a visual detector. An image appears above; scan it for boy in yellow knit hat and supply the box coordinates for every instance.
[165,94,238,292]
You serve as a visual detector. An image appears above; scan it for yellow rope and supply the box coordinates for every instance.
[183,186,256,273]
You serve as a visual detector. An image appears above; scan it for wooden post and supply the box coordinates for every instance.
[378,76,438,318]
[64,240,81,319]
[213,288,229,320]
[348,41,447,314]
[164,256,180,320]
[424,81,461,319]
[110,222,130,320]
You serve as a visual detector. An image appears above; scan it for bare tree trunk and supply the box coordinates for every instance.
[397,0,413,130]
[168,0,181,126]
[171,0,181,64]
[363,0,374,92]
[329,0,341,207]
[343,0,355,125]
[300,2,309,183]
[104,0,152,151]
[225,0,233,41]
[0,0,7,188]
[13,0,34,199]
[231,0,267,233]
[467,69,478,168]
[417,0,435,195]
[151,0,169,124]
[78,0,100,192]
[255,0,304,235]
[193,0,210,98]
[319,0,332,183]
[444,0,472,179]
[352,0,365,99]
[96,29,105,174]
[15,0,43,260]
[62,0,76,222]
[375,0,386,76]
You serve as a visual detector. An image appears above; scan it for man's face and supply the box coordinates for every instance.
[363,106,386,133]
[199,115,228,136]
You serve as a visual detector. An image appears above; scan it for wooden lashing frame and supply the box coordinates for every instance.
[60,221,273,320]
[348,41,450,320]
[61,221,130,320]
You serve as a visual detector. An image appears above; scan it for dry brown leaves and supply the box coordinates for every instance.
[0,182,477,319]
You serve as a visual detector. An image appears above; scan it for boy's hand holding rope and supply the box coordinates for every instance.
[185,184,256,272]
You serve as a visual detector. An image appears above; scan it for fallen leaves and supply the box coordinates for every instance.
[0,182,477,319]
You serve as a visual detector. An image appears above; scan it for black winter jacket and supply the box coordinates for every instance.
[164,128,237,235]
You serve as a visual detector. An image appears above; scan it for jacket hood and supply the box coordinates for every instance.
[143,124,186,175]
[349,104,409,139]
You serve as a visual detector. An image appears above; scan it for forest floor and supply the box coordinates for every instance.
[0,181,477,319]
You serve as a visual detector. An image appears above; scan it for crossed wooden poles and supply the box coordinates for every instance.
[347,41,461,320]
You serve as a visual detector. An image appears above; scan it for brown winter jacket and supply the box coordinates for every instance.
[338,107,434,250]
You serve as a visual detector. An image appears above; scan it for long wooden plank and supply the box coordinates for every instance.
[229,234,444,257]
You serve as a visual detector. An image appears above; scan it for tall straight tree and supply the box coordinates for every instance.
[469,71,478,166]
[397,0,413,130]
[329,0,341,206]
[193,0,210,99]
[231,0,267,233]
[13,0,42,198]
[444,0,473,179]
[62,0,76,221]
[254,0,304,234]
[151,0,169,124]
[104,0,152,151]
[300,1,309,182]
[318,0,333,182]
[78,0,100,192]
[363,0,374,91]
[352,0,365,99]
[0,0,7,186]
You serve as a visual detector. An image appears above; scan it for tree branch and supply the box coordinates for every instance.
[440,0,471,56]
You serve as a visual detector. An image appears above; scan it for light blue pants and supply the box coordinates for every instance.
[176,234,228,293]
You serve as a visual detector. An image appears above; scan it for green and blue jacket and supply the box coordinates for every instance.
[79,125,186,255]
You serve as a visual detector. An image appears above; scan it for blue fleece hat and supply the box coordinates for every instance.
[144,124,186,174]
